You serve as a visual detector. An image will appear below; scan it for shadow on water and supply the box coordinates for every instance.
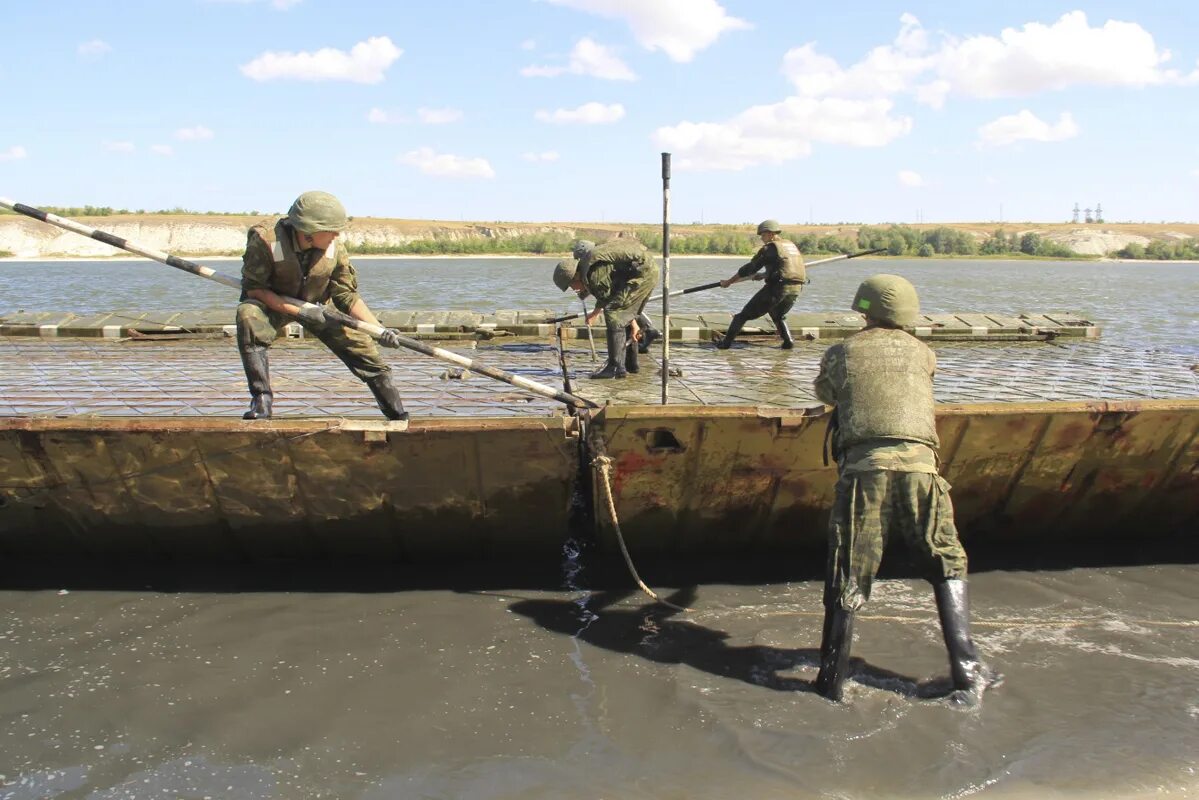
[505,585,951,701]
[0,536,1194,592]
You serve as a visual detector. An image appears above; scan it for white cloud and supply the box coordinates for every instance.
[104,141,135,153]
[897,170,924,187]
[417,107,464,124]
[535,102,625,124]
[546,0,750,62]
[77,39,111,58]
[175,125,215,141]
[240,36,402,83]
[400,147,495,179]
[367,107,406,124]
[520,39,536,51]
[1193,168,1199,180]
[654,97,911,170]
[521,37,636,80]
[783,12,1195,110]
[0,145,28,161]
[151,145,174,156]
[977,110,1079,148]
[522,151,561,162]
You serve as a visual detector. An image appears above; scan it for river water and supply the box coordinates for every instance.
[1,257,1197,799]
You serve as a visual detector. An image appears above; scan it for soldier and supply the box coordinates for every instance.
[236,190,408,421]
[812,274,1002,706]
[716,219,806,349]
[552,237,660,379]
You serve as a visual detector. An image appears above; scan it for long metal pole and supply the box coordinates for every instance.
[660,153,671,405]
[0,198,597,410]
[645,248,888,304]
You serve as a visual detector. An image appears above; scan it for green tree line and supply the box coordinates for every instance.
[1112,239,1199,260]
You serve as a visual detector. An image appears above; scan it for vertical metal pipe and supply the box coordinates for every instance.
[660,152,671,405]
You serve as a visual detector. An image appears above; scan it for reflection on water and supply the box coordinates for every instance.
[3,257,1197,354]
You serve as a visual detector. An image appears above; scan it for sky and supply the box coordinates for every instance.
[2,0,1197,226]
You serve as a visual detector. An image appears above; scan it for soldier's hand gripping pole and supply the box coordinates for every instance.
[645,248,888,304]
[0,198,598,410]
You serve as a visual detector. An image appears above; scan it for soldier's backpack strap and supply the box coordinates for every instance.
[823,408,840,467]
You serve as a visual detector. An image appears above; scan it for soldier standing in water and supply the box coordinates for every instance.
[813,274,1003,706]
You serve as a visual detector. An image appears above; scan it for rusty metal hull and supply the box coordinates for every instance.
[0,400,1196,560]
[593,400,1199,554]
[0,416,579,560]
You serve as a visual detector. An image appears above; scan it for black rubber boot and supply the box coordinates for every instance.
[934,579,1004,707]
[770,311,795,349]
[636,313,661,354]
[624,325,640,374]
[239,346,273,420]
[716,314,746,350]
[366,373,410,422]
[815,605,855,701]
[590,323,628,379]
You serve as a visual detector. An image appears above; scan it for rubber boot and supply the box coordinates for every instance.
[770,311,795,349]
[624,325,640,374]
[934,579,1004,707]
[716,314,746,350]
[636,313,661,354]
[814,605,855,701]
[239,346,273,420]
[366,373,409,422]
[590,322,628,379]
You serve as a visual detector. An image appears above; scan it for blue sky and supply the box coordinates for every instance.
[2,0,1197,225]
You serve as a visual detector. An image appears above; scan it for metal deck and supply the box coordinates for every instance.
[1,335,1194,418]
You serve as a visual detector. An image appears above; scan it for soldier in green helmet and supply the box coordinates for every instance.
[811,274,1002,706]
[715,219,806,349]
[236,190,408,421]
[552,236,659,379]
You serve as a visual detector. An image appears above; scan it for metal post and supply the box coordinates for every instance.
[660,152,671,405]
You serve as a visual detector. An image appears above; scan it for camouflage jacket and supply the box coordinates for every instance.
[582,238,655,310]
[240,219,362,312]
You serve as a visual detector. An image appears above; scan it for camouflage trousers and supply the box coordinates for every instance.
[824,469,968,611]
[738,283,800,322]
[235,300,391,381]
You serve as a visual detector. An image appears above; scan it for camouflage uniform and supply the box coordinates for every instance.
[812,277,998,705]
[579,238,660,327]
[237,219,390,381]
[814,327,967,611]
[576,238,659,378]
[734,239,806,320]
[718,238,805,348]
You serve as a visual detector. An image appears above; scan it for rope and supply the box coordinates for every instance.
[591,451,692,613]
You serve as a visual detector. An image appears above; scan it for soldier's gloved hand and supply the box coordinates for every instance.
[295,304,328,328]
[378,328,403,349]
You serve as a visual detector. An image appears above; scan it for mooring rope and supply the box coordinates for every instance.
[591,450,692,613]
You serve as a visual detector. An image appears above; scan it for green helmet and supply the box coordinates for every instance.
[287,191,348,234]
[571,240,595,260]
[552,259,579,292]
[756,219,782,235]
[851,274,920,327]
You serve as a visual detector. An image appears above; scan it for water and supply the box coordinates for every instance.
[1,257,1197,798]
[3,256,1196,355]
